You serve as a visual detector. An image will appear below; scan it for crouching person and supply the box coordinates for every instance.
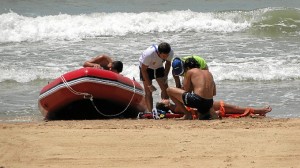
[167,57,217,120]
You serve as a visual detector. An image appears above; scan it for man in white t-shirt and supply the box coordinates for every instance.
[139,42,174,112]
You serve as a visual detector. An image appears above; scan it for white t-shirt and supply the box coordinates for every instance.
[139,44,174,69]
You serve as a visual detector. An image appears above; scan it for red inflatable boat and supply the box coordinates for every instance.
[38,67,146,120]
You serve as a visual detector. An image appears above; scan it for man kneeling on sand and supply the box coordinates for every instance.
[167,57,217,120]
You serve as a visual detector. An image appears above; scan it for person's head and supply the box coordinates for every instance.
[172,57,184,76]
[158,42,171,60]
[184,57,200,70]
[111,61,123,73]
[156,102,169,112]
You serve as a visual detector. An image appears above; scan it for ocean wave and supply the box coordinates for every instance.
[250,8,300,37]
[1,8,298,43]
[211,66,300,81]
[0,62,299,83]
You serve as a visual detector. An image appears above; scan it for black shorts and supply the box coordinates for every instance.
[139,67,165,81]
[182,92,213,120]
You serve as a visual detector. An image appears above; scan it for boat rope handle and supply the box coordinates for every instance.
[60,75,136,117]
[60,75,92,98]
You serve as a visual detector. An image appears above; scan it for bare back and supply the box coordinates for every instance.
[183,68,215,99]
[83,55,113,70]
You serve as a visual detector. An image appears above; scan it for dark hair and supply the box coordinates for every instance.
[112,61,123,73]
[158,42,171,54]
[156,102,169,112]
[184,57,200,69]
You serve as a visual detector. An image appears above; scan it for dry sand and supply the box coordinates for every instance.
[1,118,300,168]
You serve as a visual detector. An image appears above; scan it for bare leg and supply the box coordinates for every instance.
[142,81,153,112]
[252,106,272,115]
[159,99,219,119]
[159,99,184,114]
[166,87,191,119]
[156,77,169,100]
[213,101,272,115]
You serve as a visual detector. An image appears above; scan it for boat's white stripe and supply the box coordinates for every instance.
[39,77,145,100]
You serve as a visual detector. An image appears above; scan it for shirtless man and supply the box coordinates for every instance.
[83,54,123,74]
[167,57,216,120]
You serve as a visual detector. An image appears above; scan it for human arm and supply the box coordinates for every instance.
[162,60,171,83]
[173,74,182,88]
[213,81,216,96]
[164,60,171,76]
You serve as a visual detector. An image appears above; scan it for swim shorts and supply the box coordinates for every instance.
[182,92,213,120]
[139,67,165,81]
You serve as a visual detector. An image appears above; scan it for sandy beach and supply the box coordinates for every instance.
[0,117,299,168]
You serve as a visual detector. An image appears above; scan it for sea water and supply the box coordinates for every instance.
[0,0,299,122]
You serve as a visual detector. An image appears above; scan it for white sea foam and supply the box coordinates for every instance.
[2,7,298,43]
[1,59,299,83]
[0,10,253,43]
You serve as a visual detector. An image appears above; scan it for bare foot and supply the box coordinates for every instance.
[210,110,221,120]
[212,111,222,120]
[253,105,272,116]
[264,106,272,113]
[259,105,272,116]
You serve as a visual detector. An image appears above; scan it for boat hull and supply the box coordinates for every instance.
[38,68,146,120]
